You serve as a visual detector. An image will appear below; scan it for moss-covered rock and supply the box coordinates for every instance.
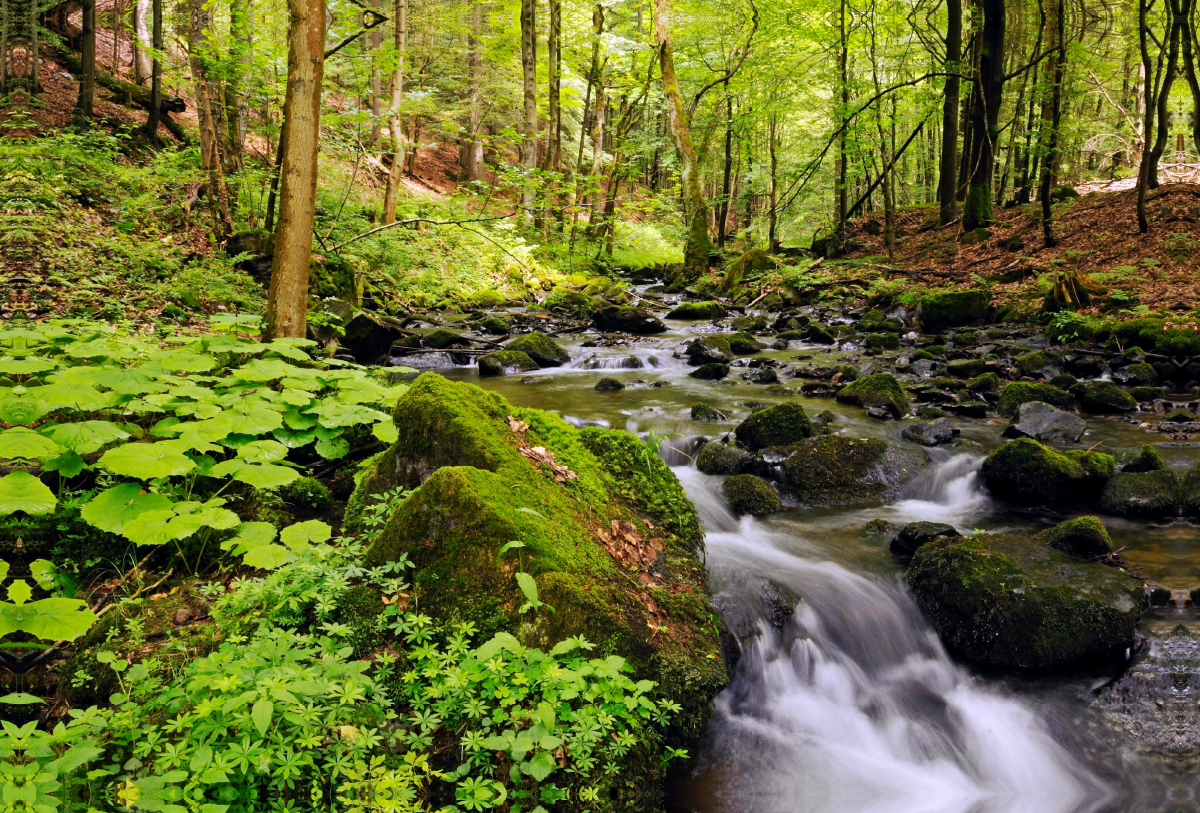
[734,403,812,451]
[865,333,900,350]
[802,324,835,344]
[996,382,1074,417]
[479,314,512,335]
[357,375,725,744]
[689,363,730,380]
[981,438,1114,506]
[727,332,764,355]
[723,248,776,293]
[1013,350,1056,377]
[1080,382,1138,414]
[778,435,926,505]
[723,474,782,516]
[505,333,570,367]
[835,373,909,418]
[685,336,733,365]
[1099,470,1180,518]
[593,306,667,335]
[278,476,333,514]
[1122,444,1166,473]
[947,358,988,377]
[696,441,752,475]
[424,329,472,350]
[1037,516,1113,559]
[479,350,540,376]
[917,289,990,331]
[1130,385,1165,403]
[906,532,1145,669]
[690,404,727,421]
[667,301,728,320]
[966,372,1001,392]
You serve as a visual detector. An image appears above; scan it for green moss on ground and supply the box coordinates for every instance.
[917,289,990,331]
[667,301,728,319]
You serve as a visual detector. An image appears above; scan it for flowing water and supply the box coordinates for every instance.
[435,317,1200,813]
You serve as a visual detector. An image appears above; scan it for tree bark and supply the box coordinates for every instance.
[133,0,152,84]
[768,114,779,251]
[587,84,606,231]
[717,84,734,247]
[519,0,537,228]
[654,0,712,276]
[189,0,234,236]
[369,0,383,145]
[265,0,325,340]
[935,0,961,224]
[836,0,849,235]
[1146,0,1181,190]
[224,0,251,171]
[382,0,407,224]
[460,2,486,182]
[546,0,561,175]
[961,0,1005,231]
[140,0,162,140]
[76,0,96,118]
[1039,0,1066,247]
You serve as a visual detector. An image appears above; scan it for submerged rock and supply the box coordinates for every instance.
[902,418,956,446]
[690,404,727,422]
[734,403,812,451]
[906,528,1146,669]
[1001,400,1086,443]
[723,474,782,517]
[351,374,725,742]
[689,363,730,380]
[478,350,539,377]
[981,438,1114,506]
[505,332,570,367]
[592,305,667,335]
[835,372,909,418]
[594,377,625,391]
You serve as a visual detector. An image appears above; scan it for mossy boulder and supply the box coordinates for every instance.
[355,374,725,744]
[727,332,764,355]
[690,404,727,421]
[1122,444,1166,473]
[593,306,667,335]
[981,438,1114,506]
[1080,382,1138,414]
[802,324,835,344]
[479,315,512,335]
[1099,470,1180,518]
[505,333,570,367]
[996,382,1074,417]
[917,289,990,331]
[723,474,782,517]
[734,403,812,451]
[479,350,540,376]
[906,531,1146,669]
[1013,350,1056,377]
[685,336,733,365]
[966,372,1001,392]
[1038,516,1113,559]
[723,248,776,293]
[689,363,730,380]
[947,358,988,378]
[667,301,727,320]
[696,441,752,475]
[424,329,472,350]
[835,373,909,418]
[778,435,926,505]
[865,333,900,350]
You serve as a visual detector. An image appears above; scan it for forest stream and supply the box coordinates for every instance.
[434,314,1200,813]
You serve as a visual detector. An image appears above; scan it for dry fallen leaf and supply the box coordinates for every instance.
[520,445,577,482]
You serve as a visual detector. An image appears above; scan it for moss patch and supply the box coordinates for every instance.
[667,301,728,320]
[505,333,570,367]
[996,382,1074,417]
[734,403,812,451]
[917,289,989,331]
[723,475,781,516]
[981,438,1114,506]
[479,350,540,376]
[835,373,909,417]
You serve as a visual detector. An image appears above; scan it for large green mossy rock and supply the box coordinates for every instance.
[907,529,1146,669]
[778,434,926,505]
[1099,470,1180,518]
[996,382,1074,417]
[835,372,909,417]
[734,403,812,451]
[478,350,539,377]
[723,474,781,517]
[981,438,1114,506]
[1080,382,1138,414]
[505,332,570,367]
[917,289,989,331]
[353,374,725,743]
[667,301,727,320]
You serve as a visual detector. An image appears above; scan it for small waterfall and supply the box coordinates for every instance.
[674,466,1109,813]
[887,453,990,526]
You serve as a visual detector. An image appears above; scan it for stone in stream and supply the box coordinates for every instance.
[996,381,1075,417]
[424,329,472,350]
[902,418,956,447]
[690,404,727,421]
[834,372,909,418]
[723,474,782,517]
[479,314,511,335]
[685,336,733,365]
[727,332,765,355]
[1122,444,1166,473]
[592,305,667,335]
[905,519,1147,669]
[800,382,837,398]
[1080,382,1138,414]
[965,372,1001,392]
[696,440,753,475]
[1039,516,1114,559]
[689,363,730,380]
[1162,406,1196,424]
[338,309,407,364]
[666,300,728,320]
[733,403,812,451]
[1001,401,1087,443]
[594,378,625,391]
[478,350,539,377]
[916,289,990,331]
[751,367,779,384]
[1099,470,1180,518]
[774,434,926,505]
[349,373,726,742]
[889,521,960,559]
[505,332,570,367]
[947,358,988,378]
[981,438,1115,506]
[802,323,835,344]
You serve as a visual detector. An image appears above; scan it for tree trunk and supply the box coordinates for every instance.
[133,0,152,85]
[1039,0,1066,247]
[1146,2,1181,190]
[189,0,233,236]
[76,0,96,118]
[369,0,383,145]
[265,0,325,340]
[936,0,961,224]
[961,0,1005,231]
[654,0,712,276]
[587,84,606,231]
[546,0,561,175]
[140,0,162,139]
[568,4,602,253]
[718,84,734,248]
[519,0,537,228]
[768,114,779,251]
[224,0,250,171]
[460,2,485,181]
[1179,0,1200,154]
[836,0,849,235]
[382,0,407,224]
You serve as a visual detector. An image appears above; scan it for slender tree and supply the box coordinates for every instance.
[76,0,96,119]
[936,0,961,224]
[382,0,408,224]
[1039,0,1066,247]
[961,0,1005,231]
[519,0,538,227]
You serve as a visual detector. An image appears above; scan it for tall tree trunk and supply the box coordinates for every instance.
[961,0,1005,231]
[546,0,561,174]
[936,0,961,224]
[836,0,849,235]
[718,84,734,248]
[189,0,234,236]
[654,0,712,276]
[1039,0,1066,247]
[568,4,602,253]
[1179,0,1200,154]
[1147,2,1181,190]
[519,0,537,228]
[460,2,485,181]
[265,0,325,339]
[140,0,162,140]
[133,0,152,84]
[111,0,121,74]
[587,84,606,231]
[76,0,96,118]
[369,0,383,145]
[224,0,250,171]
[382,0,407,224]
[768,114,779,251]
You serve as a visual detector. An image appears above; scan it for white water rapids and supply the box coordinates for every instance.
[674,459,1112,813]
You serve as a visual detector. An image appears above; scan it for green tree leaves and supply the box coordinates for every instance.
[99,443,196,479]
[0,470,57,515]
